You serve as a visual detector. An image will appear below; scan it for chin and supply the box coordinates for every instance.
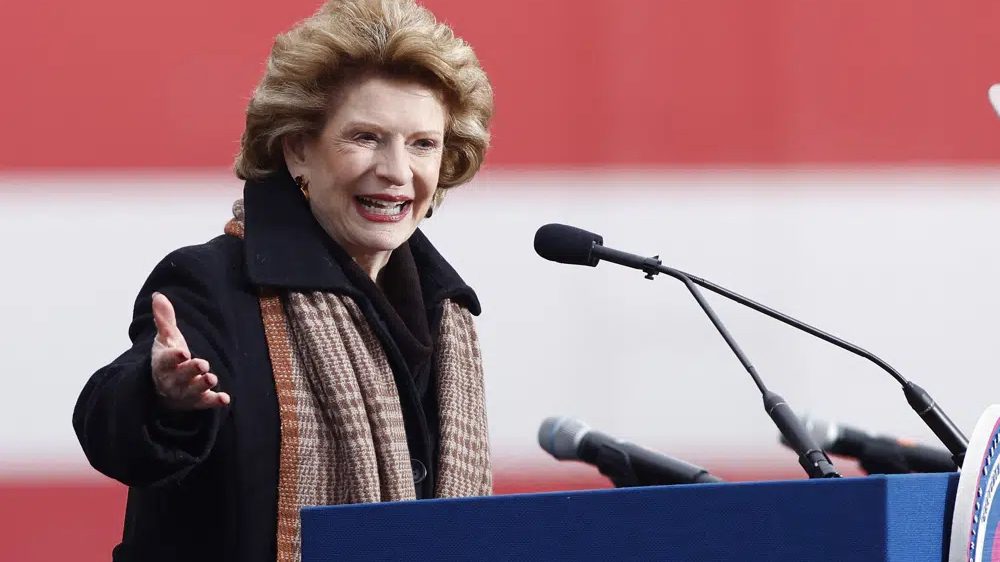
[321,211,416,255]
[354,229,411,253]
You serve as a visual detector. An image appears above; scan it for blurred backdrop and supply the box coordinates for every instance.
[3,0,1000,559]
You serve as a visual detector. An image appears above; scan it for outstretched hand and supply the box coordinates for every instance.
[151,292,231,410]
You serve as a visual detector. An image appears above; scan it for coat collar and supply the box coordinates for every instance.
[242,171,480,315]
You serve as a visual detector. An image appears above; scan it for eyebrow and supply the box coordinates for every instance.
[341,120,443,137]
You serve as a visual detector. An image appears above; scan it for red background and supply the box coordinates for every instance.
[4,0,1000,170]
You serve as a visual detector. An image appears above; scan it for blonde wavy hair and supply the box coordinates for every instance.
[234,0,494,199]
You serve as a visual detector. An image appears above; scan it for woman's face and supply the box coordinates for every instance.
[287,75,446,263]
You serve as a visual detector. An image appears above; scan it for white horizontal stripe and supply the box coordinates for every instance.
[2,169,1000,475]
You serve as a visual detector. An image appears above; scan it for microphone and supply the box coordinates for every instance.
[538,416,723,487]
[534,223,968,467]
[784,416,958,475]
[534,223,603,267]
[535,224,840,479]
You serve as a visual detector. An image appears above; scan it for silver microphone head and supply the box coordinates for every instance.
[538,416,590,460]
[799,415,840,449]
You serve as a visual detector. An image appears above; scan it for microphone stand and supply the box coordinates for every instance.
[591,245,968,468]
[591,246,839,479]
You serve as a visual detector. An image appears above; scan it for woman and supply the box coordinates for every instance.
[72,1,494,560]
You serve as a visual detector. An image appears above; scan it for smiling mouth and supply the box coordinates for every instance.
[356,195,411,214]
[354,195,413,222]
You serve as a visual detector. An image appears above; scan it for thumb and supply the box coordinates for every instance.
[152,292,184,347]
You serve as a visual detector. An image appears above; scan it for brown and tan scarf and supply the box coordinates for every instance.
[225,200,492,562]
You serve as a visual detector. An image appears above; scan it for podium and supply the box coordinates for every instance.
[301,472,958,561]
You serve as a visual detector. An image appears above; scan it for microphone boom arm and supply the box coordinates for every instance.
[591,245,840,478]
[590,244,969,466]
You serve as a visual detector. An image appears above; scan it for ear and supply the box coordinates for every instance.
[282,134,310,178]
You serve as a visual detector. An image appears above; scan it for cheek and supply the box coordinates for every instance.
[414,158,443,194]
[317,154,369,197]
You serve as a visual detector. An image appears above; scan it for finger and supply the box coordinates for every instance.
[159,361,211,401]
[173,358,210,380]
[151,293,185,349]
[183,372,218,397]
[152,356,204,399]
[192,390,231,410]
[151,347,193,375]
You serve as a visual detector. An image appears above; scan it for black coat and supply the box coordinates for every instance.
[73,173,480,562]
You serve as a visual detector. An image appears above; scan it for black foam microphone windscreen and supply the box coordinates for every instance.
[533,224,603,266]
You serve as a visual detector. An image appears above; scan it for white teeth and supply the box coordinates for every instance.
[357,196,408,215]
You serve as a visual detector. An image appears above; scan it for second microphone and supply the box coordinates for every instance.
[539,416,723,487]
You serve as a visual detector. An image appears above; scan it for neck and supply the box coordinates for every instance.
[309,210,393,281]
[351,250,392,282]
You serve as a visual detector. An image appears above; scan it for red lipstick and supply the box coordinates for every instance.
[354,194,413,223]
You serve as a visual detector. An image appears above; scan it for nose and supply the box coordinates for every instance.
[374,139,413,186]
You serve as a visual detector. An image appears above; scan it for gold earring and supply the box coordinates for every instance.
[294,175,309,199]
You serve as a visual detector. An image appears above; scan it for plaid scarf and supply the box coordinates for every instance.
[225,200,492,562]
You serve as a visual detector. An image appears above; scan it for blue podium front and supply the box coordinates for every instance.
[301,473,958,561]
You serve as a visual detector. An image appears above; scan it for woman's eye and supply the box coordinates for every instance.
[413,138,438,150]
[353,132,378,143]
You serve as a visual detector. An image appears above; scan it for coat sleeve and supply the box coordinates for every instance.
[73,247,236,487]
